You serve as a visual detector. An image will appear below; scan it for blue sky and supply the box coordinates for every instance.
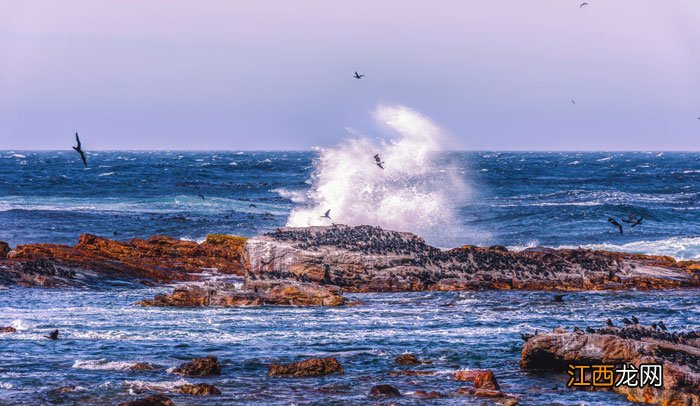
[1,0,699,150]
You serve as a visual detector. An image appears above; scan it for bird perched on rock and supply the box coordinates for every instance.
[72,133,87,167]
[659,320,667,331]
[46,329,59,340]
[520,332,534,341]
[632,316,639,324]
[622,317,632,325]
[586,327,596,333]
[607,318,614,327]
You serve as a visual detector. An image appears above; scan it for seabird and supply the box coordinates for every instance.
[552,294,564,303]
[249,204,257,208]
[586,327,596,333]
[630,217,643,228]
[607,217,624,235]
[607,318,614,327]
[320,209,331,219]
[46,329,59,340]
[373,154,385,170]
[658,320,667,331]
[580,2,588,8]
[197,194,205,200]
[571,99,576,105]
[520,332,534,341]
[632,316,639,324]
[622,317,632,325]
[72,133,87,167]
[353,71,365,79]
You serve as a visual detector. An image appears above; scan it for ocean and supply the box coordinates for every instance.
[1,150,700,405]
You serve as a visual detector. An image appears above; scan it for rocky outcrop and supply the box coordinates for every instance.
[520,324,700,405]
[0,326,17,333]
[268,357,344,377]
[176,383,221,396]
[117,394,174,406]
[172,356,221,377]
[395,353,430,365]
[0,241,9,259]
[454,369,500,390]
[0,233,246,288]
[138,280,345,307]
[245,225,700,292]
[128,362,162,371]
[369,384,401,397]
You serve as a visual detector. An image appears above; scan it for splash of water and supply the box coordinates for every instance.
[286,104,477,247]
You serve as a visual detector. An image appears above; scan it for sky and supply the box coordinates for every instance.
[0,0,699,151]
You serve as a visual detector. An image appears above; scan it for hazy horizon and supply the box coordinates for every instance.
[2,1,699,150]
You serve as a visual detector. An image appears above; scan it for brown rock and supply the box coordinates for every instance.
[117,394,174,406]
[369,384,401,397]
[268,357,344,377]
[520,328,700,405]
[0,326,17,333]
[454,387,505,398]
[414,390,443,398]
[0,241,10,259]
[128,362,161,371]
[172,356,221,377]
[454,369,500,390]
[395,353,422,365]
[176,383,221,396]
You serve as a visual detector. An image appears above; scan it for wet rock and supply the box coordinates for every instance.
[245,225,700,292]
[268,357,344,377]
[0,326,17,333]
[388,370,435,376]
[172,356,221,377]
[117,394,174,406]
[369,384,401,397]
[176,383,221,396]
[454,387,505,398]
[139,281,345,307]
[454,369,500,390]
[520,325,700,405]
[54,386,78,394]
[0,241,9,259]
[414,390,443,398]
[395,353,427,365]
[128,362,162,371]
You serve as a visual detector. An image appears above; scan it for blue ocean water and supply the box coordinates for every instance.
[1,150,700,405]
[1,151,699,257]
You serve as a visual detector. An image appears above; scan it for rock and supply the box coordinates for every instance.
[1,326,17,333]
[245,226,700,292]
[388,370,435,376]
[414,390,443,398]
[499,398,519,406]
[454,387,505,398]
[172,356,221,377]
[395,353,424,365]
[128,362,161,371]
[1,233,247,287]
[454,369,500,390]
[176,383,221,396]
[139,280,345,307]
[54,386,78,394]
[369,384,401,397]
[268,357,344,377]
[520,326,700,405]
[117,394,174,406]
[0,241,10,259]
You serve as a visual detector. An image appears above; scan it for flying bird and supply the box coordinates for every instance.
[197,194,205,200]
[571,99,576,105]
[72,133,87,167]
[46,329,59,340]
[320,209,331,219]
[249,204,257,208]
[580,2,588,8]
[607,217,623,235]
[630,217,643,228]
[353,71,364,79]
[373,154,385,170]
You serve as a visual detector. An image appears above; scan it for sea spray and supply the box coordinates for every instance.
[286,104,478,247]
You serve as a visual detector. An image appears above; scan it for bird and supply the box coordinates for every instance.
[608,217,624,235]
[632,316,639,324]
[571,99,576,105]
[373,154,385,170]
[622,317,632,325]
[651,323,658,330]
[249,204,257,208]
[630,217,643,228]
[320,209,331,219]
[573,326,581,332]
[552,294,564,303]
[658,320,667,331]
[580,2,588,8]
[46,329,59,340]
[621,214,639,224]
[586,327,596,333]
[72,133,87,167]
[520,332,534,341]
[197,194,205,200]
[607,318,614,327]
[353,71,365,79]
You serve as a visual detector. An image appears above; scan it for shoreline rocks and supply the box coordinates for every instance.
[369,384,401,397]
[117,394,174,406]
[1,326,17,333]
[172,356,221,377]
[176,383,221,396]
[268,357,344,377]
[520,323,700,405]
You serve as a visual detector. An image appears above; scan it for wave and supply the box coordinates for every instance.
[73,359,140,371]
[556,236,700,260]
[286,104,482,246]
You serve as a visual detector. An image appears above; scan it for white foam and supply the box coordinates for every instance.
[72,359,138,371]
[98,172,114,177]
[556,237,700,261]
[125,379,191,395]
[286,104,481,246]
[273,188,308,204]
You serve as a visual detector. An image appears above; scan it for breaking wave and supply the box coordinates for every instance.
[285,104,478,246]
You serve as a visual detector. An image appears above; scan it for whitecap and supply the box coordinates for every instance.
[98,172,114,177]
